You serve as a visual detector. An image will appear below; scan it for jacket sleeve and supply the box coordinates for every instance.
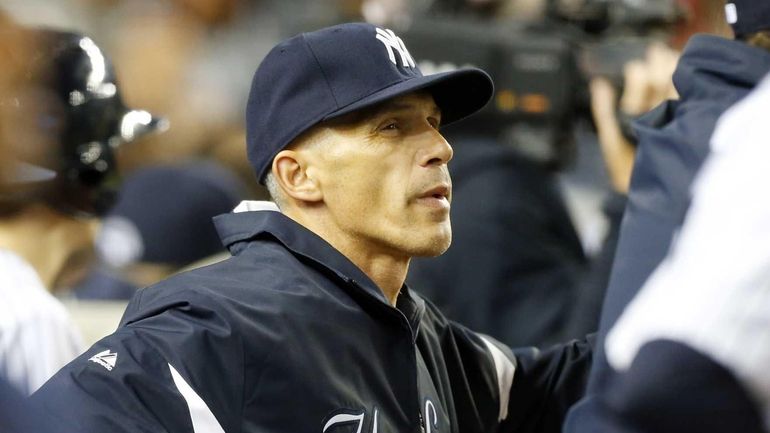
[500,335,595,433]
[431,307,592,433]
[30,290,244,433]
[563,340,765,433]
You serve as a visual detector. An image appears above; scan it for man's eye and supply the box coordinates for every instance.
[381,122,398,131]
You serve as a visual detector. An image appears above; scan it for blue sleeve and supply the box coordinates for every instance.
[564,340,764,433]
[502,336,594,433]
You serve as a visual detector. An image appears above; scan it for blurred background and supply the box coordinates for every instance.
[0,0,722,348]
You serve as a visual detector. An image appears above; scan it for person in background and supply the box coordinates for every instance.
[0,24,162,394]
[564,40,681,339]
[0,19,65,431]
[565,1,770,430]
[581,70,770,433]
[75,160,246,300]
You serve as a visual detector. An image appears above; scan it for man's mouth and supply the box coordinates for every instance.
[416,184,451,209]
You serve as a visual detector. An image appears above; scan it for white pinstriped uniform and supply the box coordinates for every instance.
[0,249,84,395]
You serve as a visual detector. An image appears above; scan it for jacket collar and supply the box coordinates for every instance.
[674,35,770,102]
[213,201,425,331]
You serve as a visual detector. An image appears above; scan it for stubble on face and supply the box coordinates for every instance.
[304,93,454,259]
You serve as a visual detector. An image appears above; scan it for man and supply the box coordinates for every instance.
[0,19,64,433]
[565,1,770,431]
[0,25,162,394]
[33,23,592,433]
[571,71,770,433]
[0,160,59,431]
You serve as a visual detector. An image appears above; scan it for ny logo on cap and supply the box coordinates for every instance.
[375,28,415,68]
[725,3,738,24]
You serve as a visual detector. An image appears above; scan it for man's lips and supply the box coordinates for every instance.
[416,184,451,209]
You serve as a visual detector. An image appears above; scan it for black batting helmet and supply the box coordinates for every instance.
[1,27,166,217]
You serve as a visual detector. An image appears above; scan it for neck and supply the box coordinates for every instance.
[332,238,409,306]
[285,207,408,306]
[0,204,95,290]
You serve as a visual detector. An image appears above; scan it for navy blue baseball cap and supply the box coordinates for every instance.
[98,161,245,266]
[725,1,770,38]
[246,22,494,184]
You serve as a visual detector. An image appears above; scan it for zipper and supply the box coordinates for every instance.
[348,278,424,433]
[346,278,416,339]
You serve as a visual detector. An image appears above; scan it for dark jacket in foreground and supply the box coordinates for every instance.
[565,35,770,431]
[0,376,55,433]
[565,341,765,433]
[32,208,592,433]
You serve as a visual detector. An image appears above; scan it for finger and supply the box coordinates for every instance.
[646,42,680,105]
[620,60,650,115]
[589,77,618,121]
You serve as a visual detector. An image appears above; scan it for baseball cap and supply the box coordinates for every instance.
[725,1,770,39]
[246,22,494,183]
[96,161,245,267]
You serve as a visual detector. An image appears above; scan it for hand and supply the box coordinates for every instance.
[589,42,679,193]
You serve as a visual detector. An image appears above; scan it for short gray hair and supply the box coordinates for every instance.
[264,172,285,209]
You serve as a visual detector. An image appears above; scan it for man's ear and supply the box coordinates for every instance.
[271,149,323,203]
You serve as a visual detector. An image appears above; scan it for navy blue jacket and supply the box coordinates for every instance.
[565,35,770,431]
[33,209,592,433]
[0,376,56,433]
[565,341,765,433]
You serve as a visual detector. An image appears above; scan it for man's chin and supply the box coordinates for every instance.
[410,234,451,257]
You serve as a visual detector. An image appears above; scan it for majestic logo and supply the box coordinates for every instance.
[88,349,117,371]
[375,28,415,68]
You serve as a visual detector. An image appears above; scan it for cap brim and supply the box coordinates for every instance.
[323,67,494,126]
[6,162,57,184]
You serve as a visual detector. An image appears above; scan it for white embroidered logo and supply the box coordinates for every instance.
[322,404,439,432]
[425,400,438,433]
[323,410,378,433]
[88,349,117,371]
[375,28,415,68]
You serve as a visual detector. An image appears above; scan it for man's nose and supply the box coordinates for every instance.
[418,129,453,167]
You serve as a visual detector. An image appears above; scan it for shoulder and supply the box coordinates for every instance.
[120,247,345,347]
[128,246,305,308]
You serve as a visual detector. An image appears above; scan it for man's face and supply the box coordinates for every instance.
[309,92,453,259]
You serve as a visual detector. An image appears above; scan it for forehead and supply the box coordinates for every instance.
[327,91,441,127]
[372,92,441,116]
